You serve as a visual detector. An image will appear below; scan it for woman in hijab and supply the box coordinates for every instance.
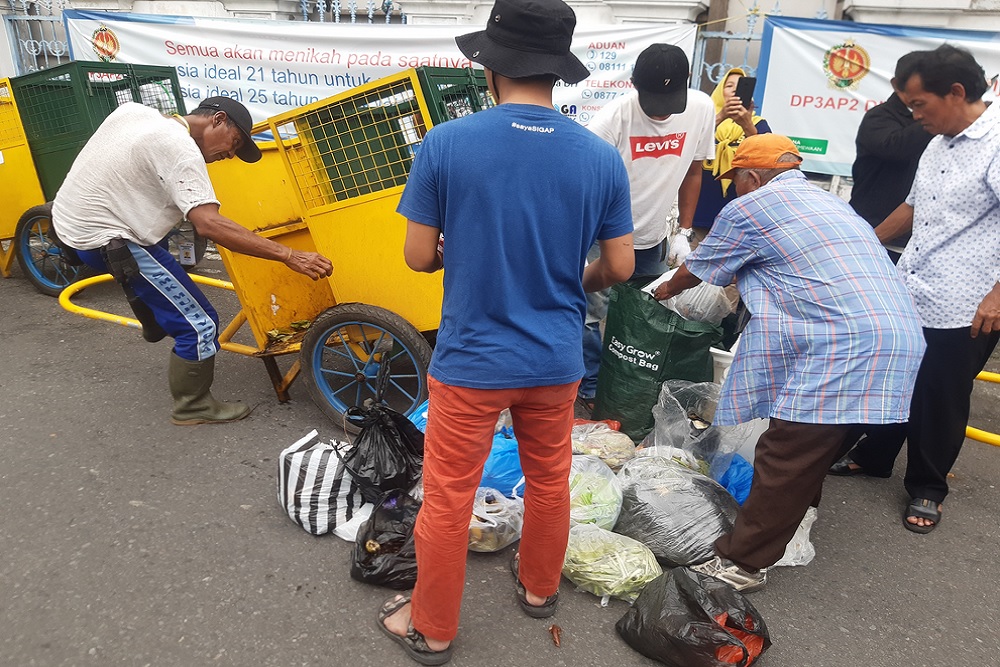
[690,68,771,245]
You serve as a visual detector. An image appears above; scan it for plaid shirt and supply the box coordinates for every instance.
[685,170,925,426]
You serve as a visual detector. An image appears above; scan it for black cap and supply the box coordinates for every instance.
[196,96,262,163]
[631,44,691,117]
[455,0,589,84]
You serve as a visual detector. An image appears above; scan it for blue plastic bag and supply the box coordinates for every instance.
[718,454,753,505]
[407,400,524,498]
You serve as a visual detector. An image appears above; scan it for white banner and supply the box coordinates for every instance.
[757,16,1000,176]
[64,10,695,127]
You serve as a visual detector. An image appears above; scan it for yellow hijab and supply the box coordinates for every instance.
[705,68,763,195]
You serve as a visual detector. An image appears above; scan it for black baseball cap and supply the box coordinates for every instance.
[196,96,262,163]
[631,44,691,117]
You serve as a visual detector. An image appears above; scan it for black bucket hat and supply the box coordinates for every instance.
[196,96,262,163]
[455,0,590,84]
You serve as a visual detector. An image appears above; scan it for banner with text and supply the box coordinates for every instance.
[64,10,695,129]
[757,16,1000,176]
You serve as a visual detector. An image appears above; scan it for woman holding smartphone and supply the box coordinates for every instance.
[690,68,772,244]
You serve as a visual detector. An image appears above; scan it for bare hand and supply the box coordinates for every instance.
[971,284,1000,338]
[721,95,755,133]
[653,280,682,301]
[285,249,333,281]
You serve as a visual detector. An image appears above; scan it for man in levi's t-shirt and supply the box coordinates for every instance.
[577,43,715,410]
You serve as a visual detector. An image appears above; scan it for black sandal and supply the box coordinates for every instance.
[509,551,559,619]
[903,498,942,534]
[377,595,453,666]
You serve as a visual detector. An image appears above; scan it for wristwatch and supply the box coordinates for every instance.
[677,227,693,239]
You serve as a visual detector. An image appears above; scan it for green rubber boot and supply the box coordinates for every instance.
[168,353,252,425]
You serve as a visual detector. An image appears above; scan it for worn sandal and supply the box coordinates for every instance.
[903,498,942,534]
[509,551,559,619]
[377,595,453,666]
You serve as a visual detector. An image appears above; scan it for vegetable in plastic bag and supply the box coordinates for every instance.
[469,487,524,552]
[340,401,424,504]
[572,422,636,470]
[562,523,662,603]
[569,455,623,530]
[614,456,739,567]
[350,489,420,589]
[616,567,771,667]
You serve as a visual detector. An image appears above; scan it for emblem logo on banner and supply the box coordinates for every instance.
[630,133,687,160]
[92,24,121,62]
[822,41,870,90]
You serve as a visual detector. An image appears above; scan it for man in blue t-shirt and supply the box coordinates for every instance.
[375,0,633,664]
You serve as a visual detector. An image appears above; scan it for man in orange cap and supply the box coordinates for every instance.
[654,133,924,591]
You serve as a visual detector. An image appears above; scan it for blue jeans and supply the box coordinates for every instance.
[579,240,668,400]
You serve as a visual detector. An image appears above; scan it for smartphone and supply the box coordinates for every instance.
[734,76,757,109]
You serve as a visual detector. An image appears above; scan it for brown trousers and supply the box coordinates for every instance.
[715,418,863,571]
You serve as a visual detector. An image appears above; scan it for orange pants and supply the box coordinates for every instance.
[410,375,579,641]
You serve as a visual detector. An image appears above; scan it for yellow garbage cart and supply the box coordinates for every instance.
[62,66,492,425]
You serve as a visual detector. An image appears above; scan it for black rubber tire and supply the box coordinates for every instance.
[14,202,84,297]
[301,303,433,434]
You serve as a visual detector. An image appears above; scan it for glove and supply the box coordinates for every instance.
[668,231,692,267]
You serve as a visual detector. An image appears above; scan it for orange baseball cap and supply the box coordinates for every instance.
[717,134,802,181]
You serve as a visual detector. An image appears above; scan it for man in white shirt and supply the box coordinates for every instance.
[53,97,332,425]
[578,44,715,408]
[831,45,1000,534]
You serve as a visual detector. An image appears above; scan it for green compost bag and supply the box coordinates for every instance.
[593,282,723,442]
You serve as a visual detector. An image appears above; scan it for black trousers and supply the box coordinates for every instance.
[715,418,862,571]
[849,327,1000,503]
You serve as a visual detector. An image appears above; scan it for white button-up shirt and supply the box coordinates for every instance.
[897,101,1000,329]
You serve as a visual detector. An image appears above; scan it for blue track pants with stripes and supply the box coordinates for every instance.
[76,241,220,362]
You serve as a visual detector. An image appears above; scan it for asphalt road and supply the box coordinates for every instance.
[2,256,999,667]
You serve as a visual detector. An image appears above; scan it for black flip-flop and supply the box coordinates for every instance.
[376,595,453,666]
[903,498,942,534]
[509,551,559,619]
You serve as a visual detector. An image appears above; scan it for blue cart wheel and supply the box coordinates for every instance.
[14,203,84,297]
[301,303,433,433]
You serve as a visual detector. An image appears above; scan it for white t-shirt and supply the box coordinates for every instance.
[53,103,220,250]
[587,91,715,249]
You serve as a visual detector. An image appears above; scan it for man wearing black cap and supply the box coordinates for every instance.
[52,97,332,425]
[375,0,634,663]
[577,43,716,410]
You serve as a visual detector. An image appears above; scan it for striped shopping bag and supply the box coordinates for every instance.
[277,429,368,535]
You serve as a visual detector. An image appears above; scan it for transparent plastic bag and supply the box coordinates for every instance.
[773,507,817,567]
[614,456,739,567]
[571,422,636,471]
[569,455,623,530]
[644,269,736,326]
[643,380,755,481]
[562,523,662,603]
[468,487,524,553]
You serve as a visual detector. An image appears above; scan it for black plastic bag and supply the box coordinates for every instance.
[350,489,420,589]
[616,567,771,667]
[613,456,738,567]
[339,400,424,504]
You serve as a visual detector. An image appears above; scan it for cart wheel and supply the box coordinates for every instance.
[165,220,208,271]
[301,303,433,433]
[14,203,84,297]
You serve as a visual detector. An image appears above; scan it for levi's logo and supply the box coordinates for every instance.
[631,133,687,159]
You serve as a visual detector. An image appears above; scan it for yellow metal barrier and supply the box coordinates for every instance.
[967,370,1000,447]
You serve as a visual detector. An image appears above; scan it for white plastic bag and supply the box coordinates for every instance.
[643,269,735,325]
[774,507,817,567]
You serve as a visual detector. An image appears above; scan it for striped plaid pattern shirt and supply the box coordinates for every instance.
[685,170,925,426]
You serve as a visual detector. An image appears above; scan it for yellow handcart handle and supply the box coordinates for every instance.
[59,273,259,356]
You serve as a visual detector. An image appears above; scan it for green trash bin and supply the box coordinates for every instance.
[593,282,723,442]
